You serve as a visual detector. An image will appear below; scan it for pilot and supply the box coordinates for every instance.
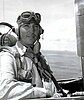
[0,11,61,99]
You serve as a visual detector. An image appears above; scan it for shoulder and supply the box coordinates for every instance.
[0,46,18,62]
[0,51,15,63]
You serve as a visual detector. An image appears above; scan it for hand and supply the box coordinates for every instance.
[53,93,61,98]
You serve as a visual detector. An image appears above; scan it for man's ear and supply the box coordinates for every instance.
[39,26,44,35]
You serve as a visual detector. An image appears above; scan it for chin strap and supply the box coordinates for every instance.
[33,40,41,54]
[33,40,67,97]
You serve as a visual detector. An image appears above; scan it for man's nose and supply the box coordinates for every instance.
[30,23,35,34]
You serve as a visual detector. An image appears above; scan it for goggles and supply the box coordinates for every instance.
[17,11,41,25]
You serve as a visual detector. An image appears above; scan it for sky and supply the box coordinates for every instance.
[0,0,76,51]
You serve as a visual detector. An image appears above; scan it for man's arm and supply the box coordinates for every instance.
[0,51,33,99]
[0,51,50,99]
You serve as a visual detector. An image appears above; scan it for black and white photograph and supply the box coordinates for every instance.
[0,0,84,99]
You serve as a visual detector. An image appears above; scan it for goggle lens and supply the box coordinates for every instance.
[20,11,41,24]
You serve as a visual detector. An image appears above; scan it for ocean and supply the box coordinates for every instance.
[41,50,82,80]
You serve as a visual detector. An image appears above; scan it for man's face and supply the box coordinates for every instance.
[19,23,39,47]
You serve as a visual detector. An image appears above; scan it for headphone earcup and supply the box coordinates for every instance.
[5,34,17,46]
[0,34,17,46]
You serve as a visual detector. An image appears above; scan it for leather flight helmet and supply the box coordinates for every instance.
[16,11,44,40]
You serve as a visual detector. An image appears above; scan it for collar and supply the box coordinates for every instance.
[16,41,26,56]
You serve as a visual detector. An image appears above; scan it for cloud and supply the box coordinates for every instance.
[40,17,76,51]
